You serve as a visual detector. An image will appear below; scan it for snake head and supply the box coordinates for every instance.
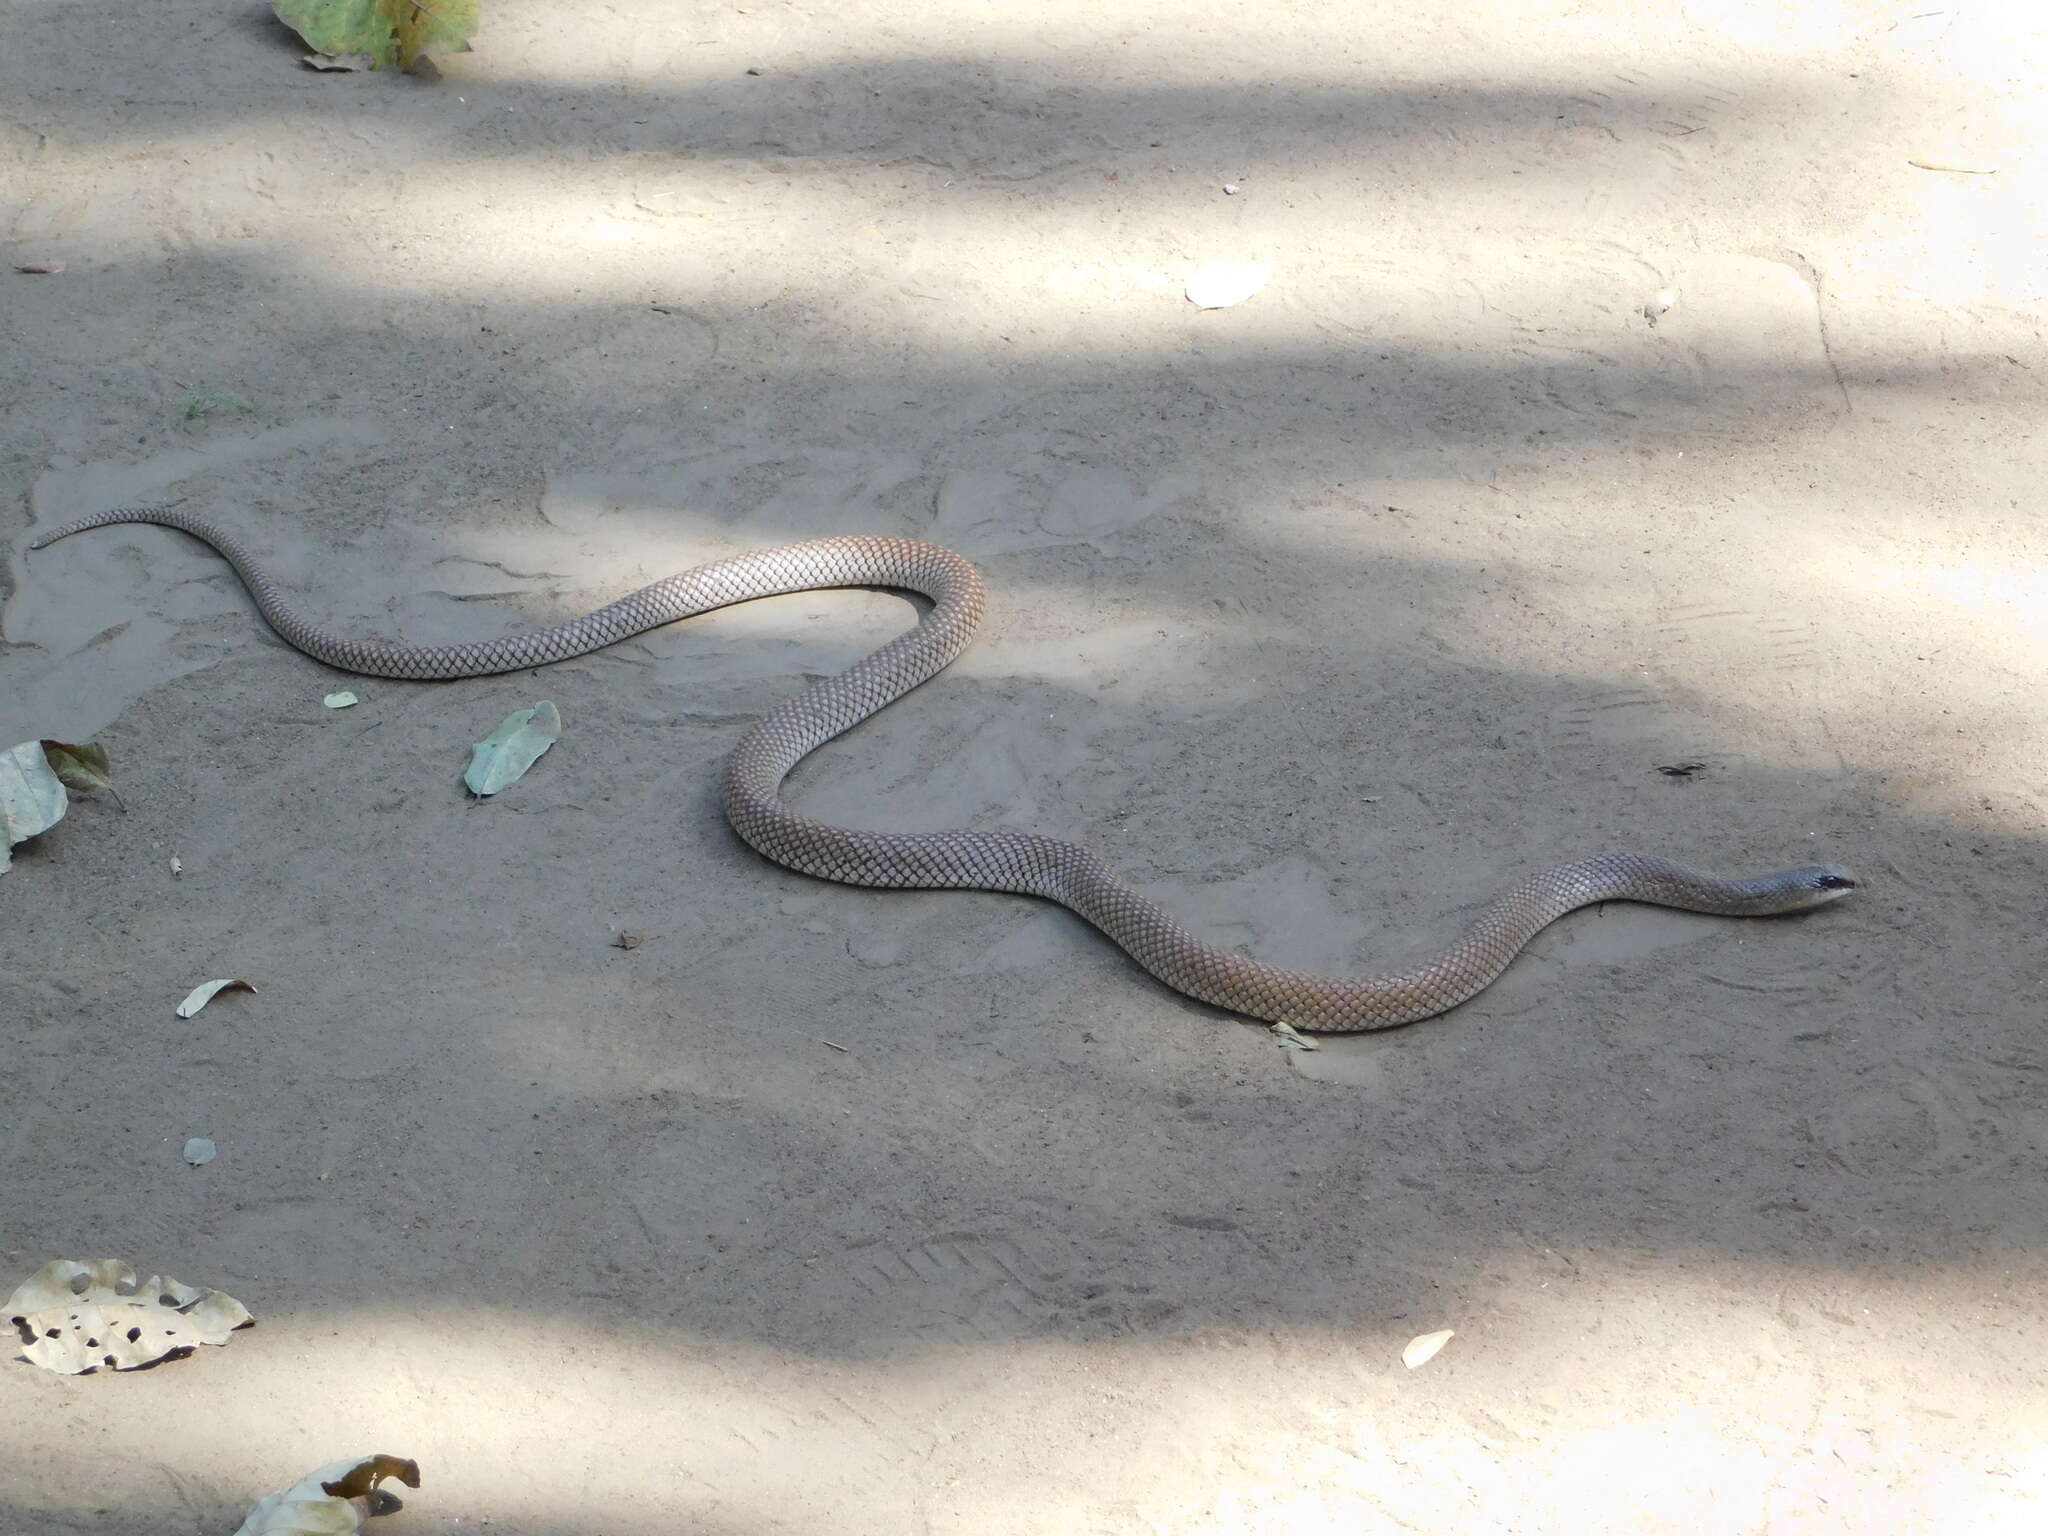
[1781,863,1858,910]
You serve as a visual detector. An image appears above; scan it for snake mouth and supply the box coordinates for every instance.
[1798,867,1858,908]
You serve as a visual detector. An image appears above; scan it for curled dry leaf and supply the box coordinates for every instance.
[613,931,644,950]
[177,978,258,1018]
[5,1258,253,1374]
[233,1454,422,1536]
[1401,1328,1455,1370]
[465,700,560,796]
[14,260,66,274]
[1269,1021,1318,1051]
[0,741,69,874]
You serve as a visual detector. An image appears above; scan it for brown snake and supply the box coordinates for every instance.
[29,506,1857,1031]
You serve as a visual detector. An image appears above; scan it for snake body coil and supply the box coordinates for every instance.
[29,506,1856,1031]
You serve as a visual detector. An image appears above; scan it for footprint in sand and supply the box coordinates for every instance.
[832,1234,1057,1343]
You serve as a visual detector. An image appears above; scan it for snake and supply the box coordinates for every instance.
[28,505,1857,1031]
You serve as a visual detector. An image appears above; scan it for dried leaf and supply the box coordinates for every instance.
[233,1454,421,1536]
[272,0,479,72]
[1269,1021,1318,1051]
[0,740,68,873]
[322,1456,421,1501]
[324,691,360,709]
[612,932,644,950]
[5,1258,253,1374]
[1401,1328,1454,1369]
[177,978,258,1018]
[13,260,66,274]
[1907,158,1997,174]
[464,700,560,796]
[184,1138,217,1166]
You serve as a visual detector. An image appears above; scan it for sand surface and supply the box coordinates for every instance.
[3,1,2046,1531]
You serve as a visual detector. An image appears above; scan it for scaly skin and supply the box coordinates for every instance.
[30,505,1858,1030]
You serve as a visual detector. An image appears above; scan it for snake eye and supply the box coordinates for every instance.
[1814,872,1856,890]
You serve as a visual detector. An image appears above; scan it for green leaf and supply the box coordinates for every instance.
[323,691,360,709]
[464,701,560,797]
[0,740,68,872]
[272,0,479,72]
[39,739,122,809]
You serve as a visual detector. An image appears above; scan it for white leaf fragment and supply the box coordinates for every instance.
[1185,261,1270,310]
[177,978,258,1018]
[233,1454,422,1536]
[1269,1021,1318,1051]
[184,1137,217,1166]
[0,740,69,873]
[324,691,359,709]
[464,700,561,796]
[4,1258,253,1373]
[1402,1328,1455,1369]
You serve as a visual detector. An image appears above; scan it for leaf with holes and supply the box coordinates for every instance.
[5,1258,253,1374]
[234,1454,423,1535]
[272,0,479,73]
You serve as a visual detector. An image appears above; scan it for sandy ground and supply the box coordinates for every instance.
[3,1,2046,1531]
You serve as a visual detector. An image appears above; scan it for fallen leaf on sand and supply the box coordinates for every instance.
[184,1138,217,1166]
[40,740,122,808]
[1269,1021,1318,1051]
[1185,261,1270,310]
[1402,1328,1455,1369]
[13,261,66,274]
[273,0,479,71]
[5,1258,253,1374]
[177,978,258,1018]
[465,701,560,797]
[233,1454,421,1536]
[0,741,69,874]
[1907,158,1997,174]
[324,691,360,709]
[613,932,644,950]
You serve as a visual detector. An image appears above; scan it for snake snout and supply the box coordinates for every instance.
[1779,863,1858,911]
